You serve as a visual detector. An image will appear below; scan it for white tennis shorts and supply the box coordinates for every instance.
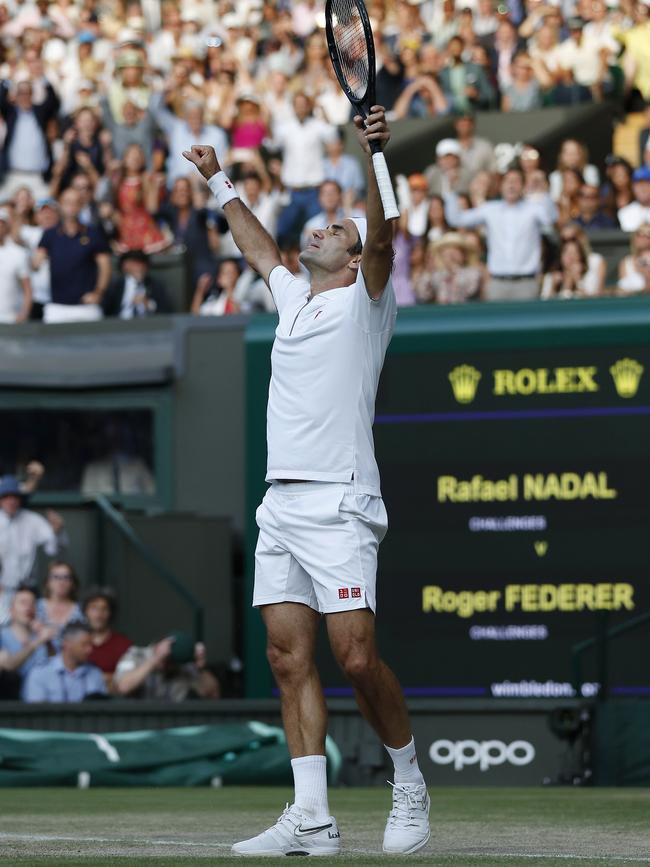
[253,481,388,614]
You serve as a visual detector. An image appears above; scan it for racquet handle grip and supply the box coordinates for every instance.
[371,152,400,220]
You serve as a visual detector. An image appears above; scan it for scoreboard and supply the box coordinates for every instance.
[245,297,650,699]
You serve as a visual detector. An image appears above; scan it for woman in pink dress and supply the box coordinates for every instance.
[112,144,167,253]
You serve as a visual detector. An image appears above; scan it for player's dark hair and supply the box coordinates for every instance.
[14,583,37,599]
[347,237,363,256]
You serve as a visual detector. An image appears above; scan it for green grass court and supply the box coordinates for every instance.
[0,786,649,865]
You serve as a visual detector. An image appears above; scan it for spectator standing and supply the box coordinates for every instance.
[573,184,617,230]
[35,188,111,323]
[274,93,337,246]
[618,167,650,232]
[445,167,557,300]
[152,94,228,189]
[111,143,166,253]
[553,17,610,104]
[82,586,132,690]
[0,209,32,323]
[156,176,221,287]
[453,112,495,178]
[0,78,60,200]
[22,621,107,702]
[425,139,473,197]
[50,106,107,196]
[300,180,360,249]
[501,53,543,112]
[102,250,170,319]
[323,130,366,211]
[440,36,496,113]
[36,561,82,641]
[100,96,157,167]
[0,476,67,624]
[0,585,55,698]
[113,634,219,700]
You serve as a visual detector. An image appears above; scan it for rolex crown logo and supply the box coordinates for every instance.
[449,364,481,404]
[610,358,644,399]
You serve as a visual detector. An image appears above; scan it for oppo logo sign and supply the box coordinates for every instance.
[429,739,536,772]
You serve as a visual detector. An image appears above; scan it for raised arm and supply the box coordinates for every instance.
[353,106,396,300]
[183,145,281,283]
[443,191,487,229]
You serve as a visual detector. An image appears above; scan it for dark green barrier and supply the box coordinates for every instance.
[593,700,650,785]
[0,724,341,787]
[245,297,650,699]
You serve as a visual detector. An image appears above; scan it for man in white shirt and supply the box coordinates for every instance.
[445,167,557,300]
[618,167,650,232]
[0,476,67,624]
[183,106,430,858]
[152,94,228,188]
[274,92,337,246]
[0,209,32,323]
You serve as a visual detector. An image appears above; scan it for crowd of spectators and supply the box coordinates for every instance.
[0,472,220,702]
[0,0,646,314]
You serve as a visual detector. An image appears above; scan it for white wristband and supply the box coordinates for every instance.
[207,171,239,209]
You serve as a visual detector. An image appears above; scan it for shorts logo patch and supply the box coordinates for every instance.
[338,588,349,599]
[351,587,362,598]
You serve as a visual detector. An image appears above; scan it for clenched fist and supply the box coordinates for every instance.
[183,145,221,180]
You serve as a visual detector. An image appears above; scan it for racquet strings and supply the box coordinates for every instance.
[329,0,370,102]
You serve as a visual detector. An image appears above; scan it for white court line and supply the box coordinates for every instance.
[0,832,230,850]
[0,834,648,862]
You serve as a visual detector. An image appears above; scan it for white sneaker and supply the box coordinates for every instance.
[231,803,341,857]
[382,781,431,855]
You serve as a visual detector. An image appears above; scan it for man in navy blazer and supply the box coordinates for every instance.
[0,78,60,198]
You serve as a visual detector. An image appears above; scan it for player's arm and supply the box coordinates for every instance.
[353,106,395,301]
[183,145,281,284]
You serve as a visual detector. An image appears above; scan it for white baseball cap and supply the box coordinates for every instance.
[436,138,461,158]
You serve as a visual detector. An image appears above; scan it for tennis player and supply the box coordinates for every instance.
[184,106,430,857]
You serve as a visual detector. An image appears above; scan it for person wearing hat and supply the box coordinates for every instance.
[424,137,472,197]
[101,250,170,319]
[0,208,32,323]
[618,166,650,232]
[416,231,485,304]
[108,50,151,125]
[445,165,557,301]
[113,632,219,700]
[184,107,430,855]
[0,475,67,624]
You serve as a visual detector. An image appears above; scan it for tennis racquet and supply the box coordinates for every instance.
[324,0,400,220]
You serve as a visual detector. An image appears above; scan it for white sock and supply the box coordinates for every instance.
[385,736,425,785]
[291,755,330,820]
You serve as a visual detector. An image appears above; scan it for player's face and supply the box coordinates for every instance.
[299,219,360,273]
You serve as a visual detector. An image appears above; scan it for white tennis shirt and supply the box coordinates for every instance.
[265,264,397,496]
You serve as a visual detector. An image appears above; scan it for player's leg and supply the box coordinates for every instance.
[232,602,340,856]
[326,608,431,855]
